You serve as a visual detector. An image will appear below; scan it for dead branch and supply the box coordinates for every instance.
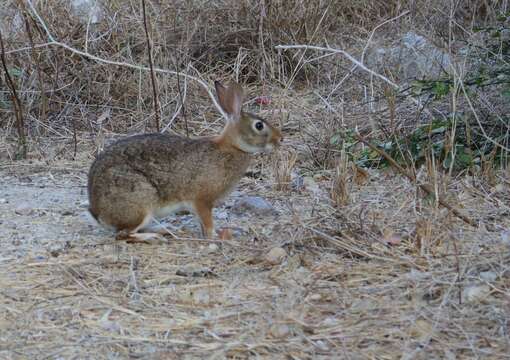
[141,0,160,132]
[0,29,27,158]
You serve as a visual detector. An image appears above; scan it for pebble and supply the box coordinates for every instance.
[291,173,304,190]
[208,243,219,252]
[192,289,211,305]
[215,210,228,220]
[232,196,277,216]
[303,176,320,194]
[269,323,291,338]
[462,284,491,303]
[309,293,322,301]
[264,247,287,265]
[501,229,510,245]
[321,317,338,326]
[480,271,497,282]
[14,204,34,216]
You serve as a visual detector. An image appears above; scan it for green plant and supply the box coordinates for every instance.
[345,11,510,171]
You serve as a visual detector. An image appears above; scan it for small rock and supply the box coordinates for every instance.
[291,172,304,190]
[494,183,505,193]
[480,271,497,282]
[366,31,451,79]
[71,0,103,24]
[192,288,211,305]
[215,210,228,220]
[303,176,321,194]
[208,243,219,252]
[15,204,34,216]
[501,229,510,245]
[321,317,338,326]
[61,209,74,216]
[265,247,287,265]
[314,340,329,351]
[232,196,277,216]
[269,323,291,338]
[309,293,322,301]
[463,284,491,303]
[0,198,7,204]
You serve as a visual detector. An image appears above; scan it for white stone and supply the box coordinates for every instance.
[71,0,103,24]
[233,196,277,216]
[366,31,451,79]
[264,247,287,265]
[462,284,491,303]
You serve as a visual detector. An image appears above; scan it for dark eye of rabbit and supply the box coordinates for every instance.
[255,121,264,131]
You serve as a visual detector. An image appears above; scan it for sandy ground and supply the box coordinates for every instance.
[0,158,509,359]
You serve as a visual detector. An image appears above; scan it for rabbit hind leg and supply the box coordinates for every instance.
[116,213,166,244]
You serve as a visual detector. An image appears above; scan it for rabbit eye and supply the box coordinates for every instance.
[254,121,264,131]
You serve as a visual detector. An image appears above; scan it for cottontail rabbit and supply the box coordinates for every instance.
[88,81,282,242]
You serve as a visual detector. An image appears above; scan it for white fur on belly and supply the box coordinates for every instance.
[153,201,194,219]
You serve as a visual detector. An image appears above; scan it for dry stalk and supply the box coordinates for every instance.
[480,146,497,186]
[0,29,27,159]
[141,0,160,132]
[272,149,297,191]
[19,0,47,125]
[414,218,433,254]
[330,148,350,207]
[172,12,190,137]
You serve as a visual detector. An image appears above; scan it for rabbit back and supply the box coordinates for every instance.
[88,133,251,230]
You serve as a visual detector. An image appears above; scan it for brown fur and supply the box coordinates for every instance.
[87,81,281,239]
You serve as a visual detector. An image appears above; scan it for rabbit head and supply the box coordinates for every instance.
[215,81,282,153]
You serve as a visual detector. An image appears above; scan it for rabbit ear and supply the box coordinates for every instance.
[215,81,244,121]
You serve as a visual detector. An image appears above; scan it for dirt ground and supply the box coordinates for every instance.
[0,151,509,359]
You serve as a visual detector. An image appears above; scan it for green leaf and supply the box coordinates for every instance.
[433,81,450,99]
[329,134,342,146]
[8,67,22,78]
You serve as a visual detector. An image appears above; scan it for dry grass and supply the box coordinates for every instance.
[271,149,297,192]
[0,157,509,358]
[1,0,510,358]
[330,148,350,207]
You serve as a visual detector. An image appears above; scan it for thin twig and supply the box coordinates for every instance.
[19,0,47,124]
[276,44,399,89]
[141,0,160,132]
[172,12,190,137]
[0,29,27,159]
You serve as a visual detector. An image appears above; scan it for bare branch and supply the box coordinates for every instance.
[141,0,160,132]
[24,0,228,121]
